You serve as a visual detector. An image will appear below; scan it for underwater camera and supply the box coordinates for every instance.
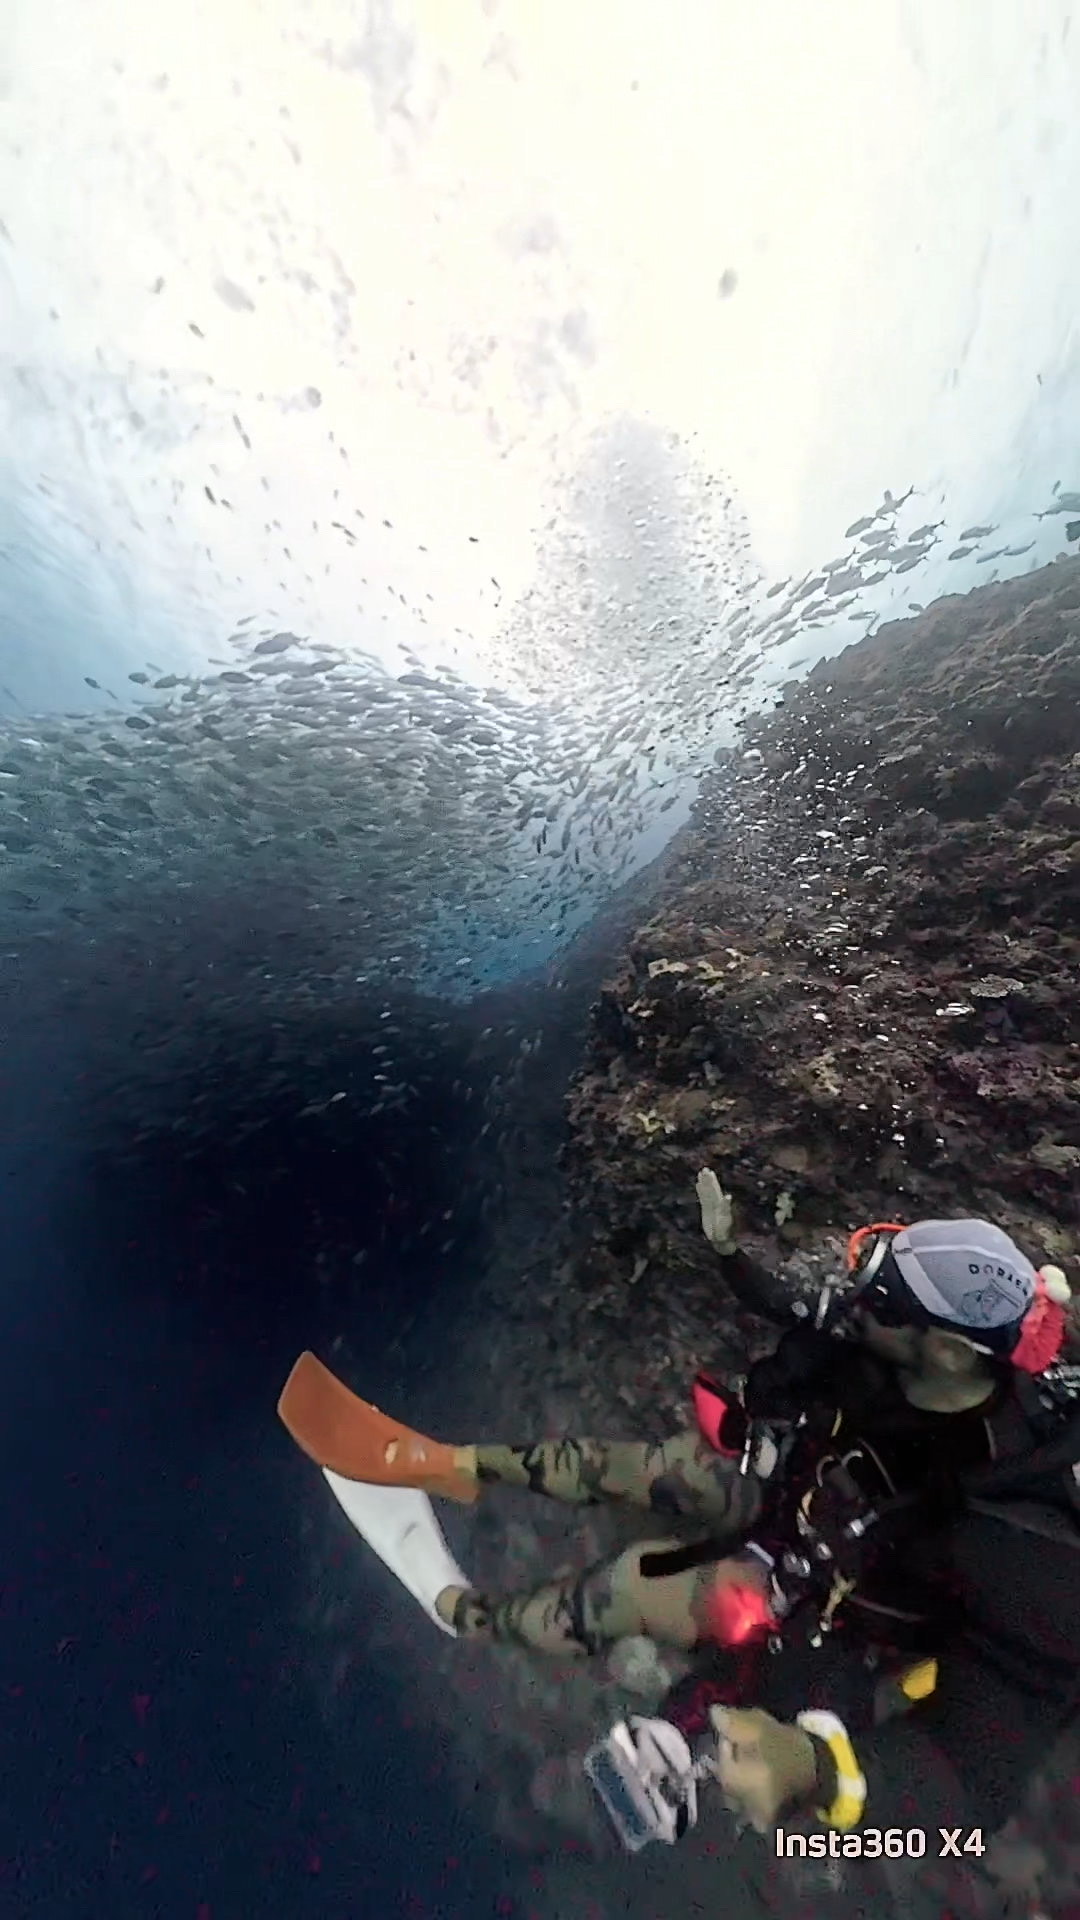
[582,1715,718,1852]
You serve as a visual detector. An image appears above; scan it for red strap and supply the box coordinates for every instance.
[1011,1274,1067,1374]
[846,1221,907,1272]
[692,1372,743,1456]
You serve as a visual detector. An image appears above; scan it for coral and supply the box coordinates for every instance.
[563,558,1080,1300]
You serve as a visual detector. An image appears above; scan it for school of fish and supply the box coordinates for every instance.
[2,430,1077,1154]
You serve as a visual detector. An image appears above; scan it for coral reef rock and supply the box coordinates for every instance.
[564,557,1080,1295]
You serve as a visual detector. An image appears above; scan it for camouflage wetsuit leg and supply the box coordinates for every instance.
[449,1430,766,1658]
[473,1431,756,1519]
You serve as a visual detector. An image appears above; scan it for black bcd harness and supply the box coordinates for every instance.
[639,1363,1080,1648]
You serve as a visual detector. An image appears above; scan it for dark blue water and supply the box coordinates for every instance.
[0,1072,522,1919]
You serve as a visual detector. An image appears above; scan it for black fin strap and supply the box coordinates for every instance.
[640,1536,731,1579]
[568,1571,605,1655]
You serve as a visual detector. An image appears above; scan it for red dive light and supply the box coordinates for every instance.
[703,1573,778,1648]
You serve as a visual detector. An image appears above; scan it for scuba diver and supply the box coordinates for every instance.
[278,1174,1080,1849]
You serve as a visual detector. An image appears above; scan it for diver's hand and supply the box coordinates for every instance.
[710,1706,819,1833]
[696,1169,738,1256]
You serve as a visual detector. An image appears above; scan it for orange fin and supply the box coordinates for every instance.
[277,1352,478,1504]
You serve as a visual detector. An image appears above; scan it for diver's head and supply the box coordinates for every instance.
[844,1219,1071,1405]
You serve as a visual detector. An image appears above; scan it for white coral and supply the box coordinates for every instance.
[696,1167,737,1253]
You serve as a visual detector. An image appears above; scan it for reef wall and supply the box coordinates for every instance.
[331,560,1080,1920]
[563,556,1080,1289]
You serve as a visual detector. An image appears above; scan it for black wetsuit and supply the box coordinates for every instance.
[672,1248,1080,1835]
